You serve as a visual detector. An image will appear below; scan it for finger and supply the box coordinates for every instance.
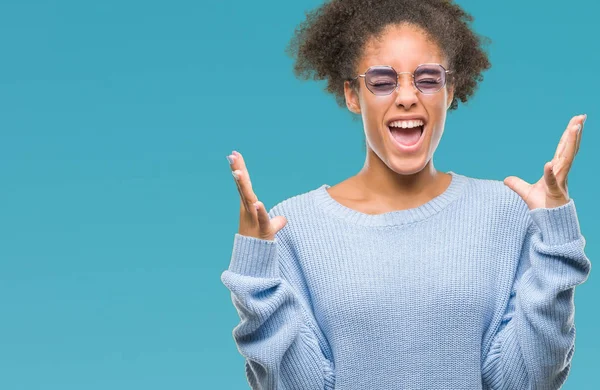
[545,160,560,191]
[554,116,580,160]
[231,170,250,213]
[554,130,569,161]
[232,169,259,216]
[562,115,585,158]
[254,201,270,233]
[231,151,259,211]
[553,115,585,175]
[575,114,586,155]
[555,122,580,179]
[228,153,251,212]
[504,175,532,203]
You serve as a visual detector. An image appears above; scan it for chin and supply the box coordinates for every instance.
[387,154,432,176]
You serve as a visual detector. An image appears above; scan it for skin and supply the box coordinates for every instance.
[226,24,587,240]
[504,114,586,210]
[329,23,456,213]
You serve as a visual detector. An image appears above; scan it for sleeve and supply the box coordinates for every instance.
[481,199,591,390]
[220,208,336,390]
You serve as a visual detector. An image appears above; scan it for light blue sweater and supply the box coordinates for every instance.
[220,171,591,390]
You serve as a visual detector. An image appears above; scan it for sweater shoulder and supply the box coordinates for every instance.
[265,185,324,244]
[466,174,531,228]
[266,185,319,219]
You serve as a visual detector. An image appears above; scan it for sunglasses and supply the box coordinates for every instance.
[349,63,453,96]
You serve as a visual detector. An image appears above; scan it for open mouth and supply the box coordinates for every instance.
[388,124,424,147]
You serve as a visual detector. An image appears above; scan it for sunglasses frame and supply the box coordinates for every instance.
[349,63,453,95]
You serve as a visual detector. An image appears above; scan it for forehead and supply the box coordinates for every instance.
[360,24,446,71]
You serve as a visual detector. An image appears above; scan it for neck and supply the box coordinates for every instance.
[352,148,447,209]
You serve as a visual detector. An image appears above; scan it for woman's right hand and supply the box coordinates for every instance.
[227,150,287,241]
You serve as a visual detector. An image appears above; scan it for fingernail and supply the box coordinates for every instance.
[226,154,235,165]
[232,170,240,180]
[583,114,587,123]
[232,150,240,157]
[577,123,582,134]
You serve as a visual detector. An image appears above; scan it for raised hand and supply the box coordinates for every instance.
[504,114,587,210]
[227,150,287,241]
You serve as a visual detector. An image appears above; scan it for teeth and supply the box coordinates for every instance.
[389,119,424,129]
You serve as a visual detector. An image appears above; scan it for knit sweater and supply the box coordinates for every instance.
[220,171,591,390]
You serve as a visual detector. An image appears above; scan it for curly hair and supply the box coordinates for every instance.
[285,0,492,113]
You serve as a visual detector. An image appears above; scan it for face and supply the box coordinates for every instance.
[344,23,454,176]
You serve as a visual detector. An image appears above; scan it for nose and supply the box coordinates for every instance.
[394,73,419,109]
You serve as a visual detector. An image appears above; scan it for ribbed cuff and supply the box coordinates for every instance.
[323,359,336,390]
[529,199,581,245]
[481,322,528,389]
[228,233,280,278]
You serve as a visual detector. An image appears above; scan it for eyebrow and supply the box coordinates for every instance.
[365,65,443,76]
[415,67,441,75]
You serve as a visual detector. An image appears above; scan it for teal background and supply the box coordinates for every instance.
[0,0,597,388]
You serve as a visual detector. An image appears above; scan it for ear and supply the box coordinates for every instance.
[344,80,361,114]
[446,83,455,110]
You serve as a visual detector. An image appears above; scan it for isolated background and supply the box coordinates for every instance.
[0,0,598,388]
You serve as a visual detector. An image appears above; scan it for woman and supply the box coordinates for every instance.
[221,0,590,389]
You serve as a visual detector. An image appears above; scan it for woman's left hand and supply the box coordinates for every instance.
[504,114,587,211]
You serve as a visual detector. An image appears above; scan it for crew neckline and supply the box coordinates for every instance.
[312,171,468,227]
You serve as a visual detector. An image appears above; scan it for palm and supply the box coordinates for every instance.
[523,174,568,211]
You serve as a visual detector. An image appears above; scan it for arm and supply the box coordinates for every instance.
[221,208,335,390]
[482,199,591,390]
